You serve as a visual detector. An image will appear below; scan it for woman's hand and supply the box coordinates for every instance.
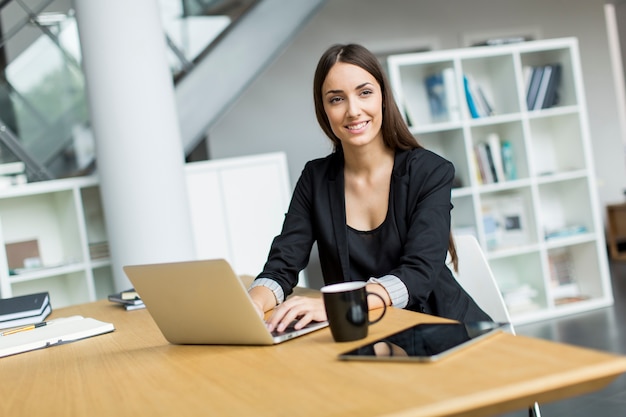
[266,296,327,333]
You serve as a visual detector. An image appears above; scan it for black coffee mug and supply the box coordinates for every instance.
[321,281,387,342]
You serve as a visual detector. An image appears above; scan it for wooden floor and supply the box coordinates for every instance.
[500,258,626,416]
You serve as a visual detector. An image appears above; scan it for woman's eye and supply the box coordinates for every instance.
[329,96,343,104]
[361,89,373,96]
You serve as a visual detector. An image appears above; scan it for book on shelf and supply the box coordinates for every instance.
[548,248,587,303]
[424,68,461,123]
[463,75,494,118]
[502,284,541,314]
[474,134,517,184]
[500,140,517,180]
[463,75,480,118]
[474,142,494,184]
[541,63,562,109]
[89,241,110,260]
[0,161,27,189]
[0,315,114,358]
[526,66,544,110]
[0,292,52,330]
[487,133,506,182]
[545,224,588,240]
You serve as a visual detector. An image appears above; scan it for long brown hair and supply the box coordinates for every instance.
[312,43,458,271]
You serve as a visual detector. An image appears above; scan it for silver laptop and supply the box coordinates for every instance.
[123,259,328,345]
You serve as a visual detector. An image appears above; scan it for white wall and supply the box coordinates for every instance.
[209,0,626,221]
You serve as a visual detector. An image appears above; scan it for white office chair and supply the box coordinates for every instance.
[451,234,513,326]
[451,234,541,417]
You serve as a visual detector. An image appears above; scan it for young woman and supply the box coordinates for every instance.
[249,43,490,332]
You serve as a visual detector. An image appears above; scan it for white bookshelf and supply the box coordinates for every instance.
[0,152,295,308]
[0,176,113,307]
[387,37,614,324]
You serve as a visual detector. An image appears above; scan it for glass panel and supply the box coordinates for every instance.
[2,4,91,174]
[159,0,232,74]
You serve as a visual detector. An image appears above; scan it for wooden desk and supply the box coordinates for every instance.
[2,300,625,417]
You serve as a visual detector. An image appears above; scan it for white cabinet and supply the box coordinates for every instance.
[0,177,114,307]
[0,152,296,308]
[387,38,613,324]
[186,152,302,284]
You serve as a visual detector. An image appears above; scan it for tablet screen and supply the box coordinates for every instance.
[338,321,509,362]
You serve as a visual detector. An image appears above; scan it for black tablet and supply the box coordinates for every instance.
[338,321,510,362]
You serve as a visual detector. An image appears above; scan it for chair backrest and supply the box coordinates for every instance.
[450,234,513,327]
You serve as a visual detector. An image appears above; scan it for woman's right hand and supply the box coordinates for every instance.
[265,295,327,333]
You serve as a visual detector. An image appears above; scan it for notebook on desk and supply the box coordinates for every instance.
[123,259,328,346]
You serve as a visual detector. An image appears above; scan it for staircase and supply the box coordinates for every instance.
[0,0,325,181]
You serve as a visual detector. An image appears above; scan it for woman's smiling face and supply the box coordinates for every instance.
[321,62,384,151]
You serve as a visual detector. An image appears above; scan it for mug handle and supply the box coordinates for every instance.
[366,292,387,325]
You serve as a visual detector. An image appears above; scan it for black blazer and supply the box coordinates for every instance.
[258,148,489,322]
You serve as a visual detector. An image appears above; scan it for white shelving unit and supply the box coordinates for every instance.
[0,176,113,307]
[0,152,295,308]
[387,37,613,324]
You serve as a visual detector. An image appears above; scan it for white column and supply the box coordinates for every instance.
[74,0,195,291]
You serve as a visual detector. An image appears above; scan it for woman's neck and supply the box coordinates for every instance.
[343,142,394,177]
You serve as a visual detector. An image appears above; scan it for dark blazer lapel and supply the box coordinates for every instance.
[392,149,410,244]
[327,152,350,281]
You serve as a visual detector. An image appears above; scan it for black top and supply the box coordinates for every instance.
[347,185,401,281]
[257,148,490,322]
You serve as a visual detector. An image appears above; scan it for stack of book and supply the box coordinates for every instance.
[0,161,27,189]
[525,63,562,111]
[473,133,516,184]
[108,289,145,311]
[0,292,52,330]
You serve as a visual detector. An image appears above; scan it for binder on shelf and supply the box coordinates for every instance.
[541,63,562,109]
[0,292,52,330]
[0,315,114,358]
[525,66,544,110]
[533,65,553,110]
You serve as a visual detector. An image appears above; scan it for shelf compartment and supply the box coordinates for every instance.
[538,177,595,241]
[479,188,537,251]
[0,191,85,270]
[490,252,546,317]
[528,112,585,177]
[387,58,459,128]
[546,242,605,308]
[520,46,577,109]
[470,120,528,184]
[460,53,520,117]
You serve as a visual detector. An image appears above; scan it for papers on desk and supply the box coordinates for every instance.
[0,315,115,358]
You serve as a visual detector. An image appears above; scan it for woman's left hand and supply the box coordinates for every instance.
[265,296,327,333]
